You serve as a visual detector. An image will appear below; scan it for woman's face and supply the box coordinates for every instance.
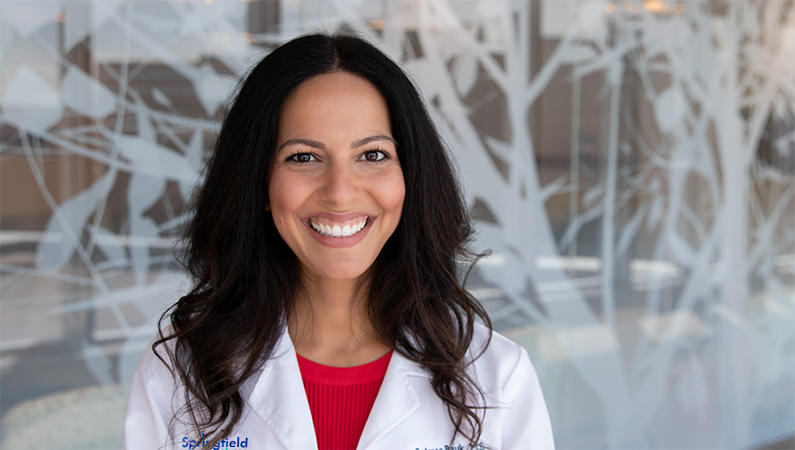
[269,71,405,283]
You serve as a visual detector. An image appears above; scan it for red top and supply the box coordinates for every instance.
[296,350,393,450]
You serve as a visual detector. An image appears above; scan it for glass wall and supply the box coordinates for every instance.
[1,1,793,448]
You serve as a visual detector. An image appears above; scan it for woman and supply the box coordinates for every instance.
[124,34,553,450]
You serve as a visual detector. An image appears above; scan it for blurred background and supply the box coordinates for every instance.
[1,1,794,449]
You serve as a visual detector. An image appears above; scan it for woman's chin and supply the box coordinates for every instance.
[300,262,373,284]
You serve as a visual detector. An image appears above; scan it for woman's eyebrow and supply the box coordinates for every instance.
[278,135,396,152]
[351,135,396,148]
[277,138,326,151]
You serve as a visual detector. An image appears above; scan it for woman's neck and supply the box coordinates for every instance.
[287,275,390,367]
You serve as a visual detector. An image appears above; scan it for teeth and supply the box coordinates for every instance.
[309,217,367,238]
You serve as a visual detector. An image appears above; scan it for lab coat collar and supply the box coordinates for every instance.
[357,344,423,450]
[245,325,316,449]
[245,325,427,450]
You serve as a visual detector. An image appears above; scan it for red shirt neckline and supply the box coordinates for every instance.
[296,350,393,385]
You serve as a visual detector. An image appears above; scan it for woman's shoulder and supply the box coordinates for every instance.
[466,322,539,393]
[125,330,200,449]
[468,326,554,448]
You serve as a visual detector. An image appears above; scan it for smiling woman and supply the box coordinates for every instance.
[269,72,405,283]
[123,34,554,450]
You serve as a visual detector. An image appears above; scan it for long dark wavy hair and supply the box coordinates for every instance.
[155,33,493,448]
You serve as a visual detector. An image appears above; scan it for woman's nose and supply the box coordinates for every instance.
[320,161,357,206]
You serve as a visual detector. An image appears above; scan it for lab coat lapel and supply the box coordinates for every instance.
[245,326,318,450]
[356,350,425,450]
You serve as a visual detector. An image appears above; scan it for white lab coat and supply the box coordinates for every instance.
[123,323,554,450]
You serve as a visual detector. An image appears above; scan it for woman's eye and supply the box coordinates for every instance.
[288,153,315,163]
[361,150,387,162]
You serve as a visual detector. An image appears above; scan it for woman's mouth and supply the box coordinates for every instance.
[308,216,369,238]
